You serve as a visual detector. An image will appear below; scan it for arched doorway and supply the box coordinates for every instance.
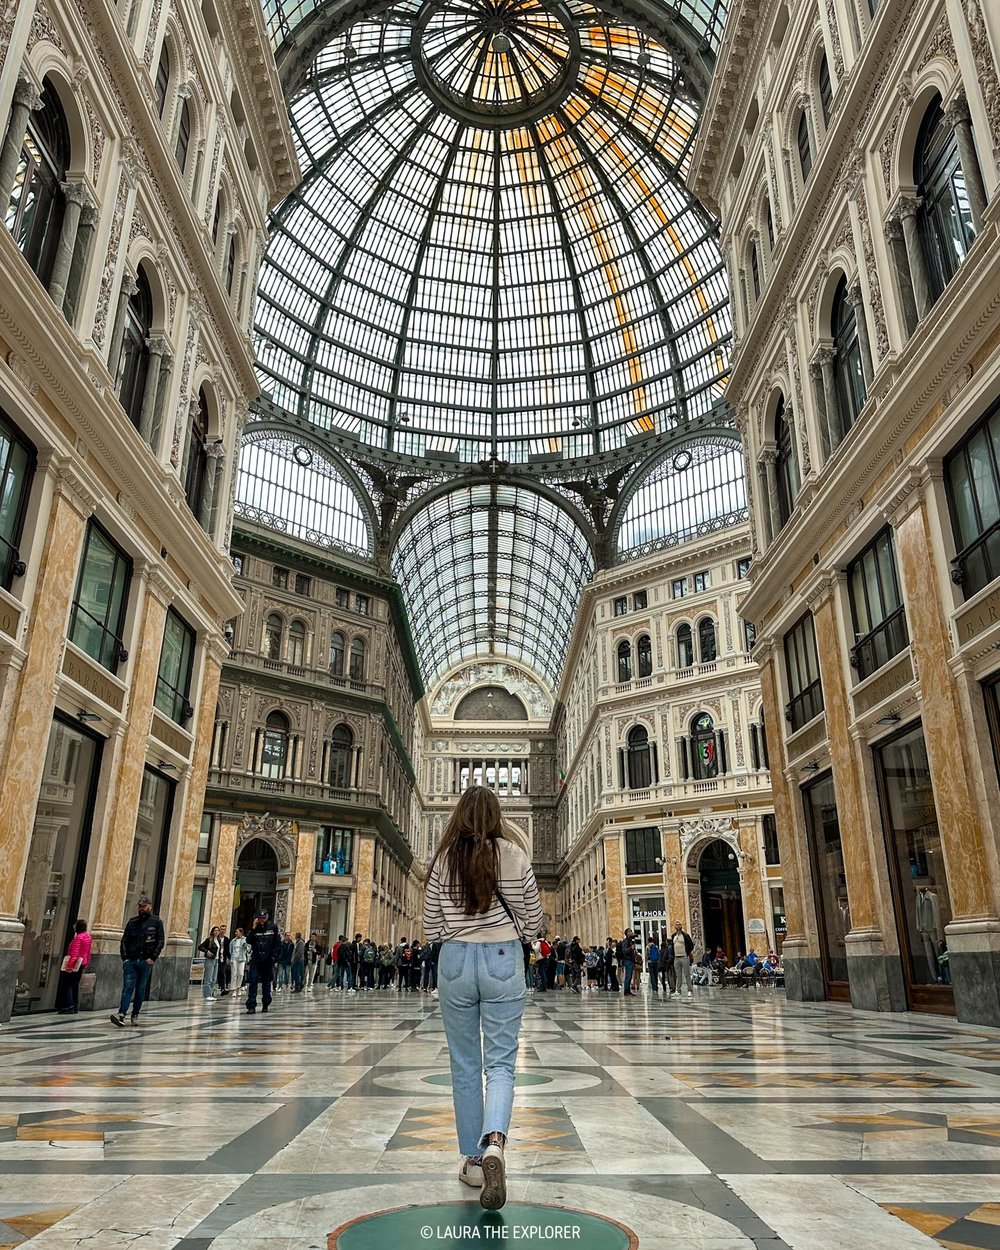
[699,839,745,960]
[233,837,278,933]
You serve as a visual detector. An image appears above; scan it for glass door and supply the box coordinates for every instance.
[17,716,102,1010]
[874,723,954,1014]
[802,773,851,1002]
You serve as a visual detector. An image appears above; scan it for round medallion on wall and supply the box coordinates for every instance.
[329,1203,637,1250]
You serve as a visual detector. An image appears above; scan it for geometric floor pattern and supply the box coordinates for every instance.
[4,982,1000,1246]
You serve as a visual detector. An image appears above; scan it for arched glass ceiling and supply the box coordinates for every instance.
[616,435,747,559]
[391,484,594,688]
[253,1,731,466]
[235,431,373,557]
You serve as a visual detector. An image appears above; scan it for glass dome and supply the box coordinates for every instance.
[253,0,731,466]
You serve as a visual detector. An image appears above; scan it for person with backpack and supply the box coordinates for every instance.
[584,945,600,989]
[566,936,585,994]
[423,785,542,1210]
[647,936,661,992]
[379,943,395,988]
[603,937,619,992]
[360,937,377,989]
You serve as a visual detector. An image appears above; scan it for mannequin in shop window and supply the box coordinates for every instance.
[915,885,943,983]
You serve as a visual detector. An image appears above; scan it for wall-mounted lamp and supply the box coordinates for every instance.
[875,713,901,725]
[77,710,101,723]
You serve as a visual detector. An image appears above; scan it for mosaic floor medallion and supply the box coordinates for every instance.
[421,1073,553,1088]
[329,1202,637,1250]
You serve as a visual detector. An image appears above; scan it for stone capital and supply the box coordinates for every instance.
[803,571,838,613]
[878,465,927,527]
[812,345,836,370]
[120,272,139,299]
[145,335,172,359]
[206,634,232,667]
[13,78,43,111]
[60,180,91,207]
[52,461,100,518]
[847,280,864,309]
[944,90,972,129]
[884,214,904,242]
[896,193,923,221]
[177,82,194,101]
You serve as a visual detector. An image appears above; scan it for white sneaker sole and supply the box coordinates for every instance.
[480,1150,506,1210]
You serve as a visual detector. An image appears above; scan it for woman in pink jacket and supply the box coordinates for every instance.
[56,920,92,1014]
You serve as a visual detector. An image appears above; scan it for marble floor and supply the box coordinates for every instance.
[2,984,1000,1249]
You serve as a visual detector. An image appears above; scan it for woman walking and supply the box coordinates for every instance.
[423,785,542,1211]
[230,928,248,998]
[56,919,92,1013]
[197,926,221,1001]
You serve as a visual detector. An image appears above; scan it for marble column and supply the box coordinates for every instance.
[290,821,317,938]
[108,273,139,382]
[662,831,686,929]
[138,337,170,446]
[0,78,41,213]
[148,349,174,454]
[884,215,919,339]
[759,448,782,541]
[48,182,90,310]
[737,823,768,952]
[64,198,98,325]
[603,832,625,935]
[199,444,225,534]
[90,572,170,935]
[213,817,241,928]
[0,470,91,1019]
[817,347,841,451]
[945,93,987,232]
[897,195,932,319]
[847,281,874,387]
[809,358,831,462]
[352,833,376,937]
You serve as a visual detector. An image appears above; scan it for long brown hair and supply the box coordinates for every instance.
[430,786,505,915]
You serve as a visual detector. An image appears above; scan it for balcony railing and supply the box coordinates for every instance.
[207,769,387,808]
[849,608,908,681]
[228,649,383,698]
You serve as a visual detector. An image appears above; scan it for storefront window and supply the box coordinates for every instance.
[124,766,175,923]
[17,718,101,1010]
[875,724,953,994]
[189,883,206,953]
[316,827,353,874]
[802,773,850,991]
[625,827,660,875]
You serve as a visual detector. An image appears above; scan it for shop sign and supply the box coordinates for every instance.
[150,711,192,758]
[774,914,787,934]
[0,589,22,641]
[62,644,126,712]
[748,917,766,934]
[632,909,666,920]
[956,585,1000,646]
[852,650,913,716]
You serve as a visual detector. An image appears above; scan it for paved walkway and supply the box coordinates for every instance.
[1,985,999,1248]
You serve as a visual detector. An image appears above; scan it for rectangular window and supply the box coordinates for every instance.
[693,570,710,592]
[784,613,824,732]
[155,609,196,724]
[625,826,661,875]
[272,566,288,590]
[736,557,752,579]
[197,812,213,864]
[124,766,175,923]
[633,589,648,610]
[763,813,780,865]
[613,596,628,616]
[335,587,350,608]
[231,553,244,576]
[743,619,757,652]
[294,573,311,596]
[356,594,370,615]
[69,521,132,672]
[672,579,687,599]
[0,410,35,591]
[316,826,354,874]
[946,399,1000,597]
[847,527,908,679]
[802,773,849,992]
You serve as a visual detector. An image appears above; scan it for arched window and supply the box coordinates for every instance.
[329,630,345,677]
[264,613,283,661]
[637,633,652,678]
[832,276,866,439]
[617,639,632,683]
[818,54,832,126]
[915,94,976,299]
[750,242,761,300]
[349,637,365,682]
[774,394,798,525]
[211,194,222,246]
[118,266,153,429]
[175,99,191,173]
[677,623,693,668]
[287,619,306,666]
[261,710,289,780]
[626,726,652,790]
[6,80,70,287]
[698,617,717,662]
[765,200,775,252]
[225,232,237,294]
[154,44,171,117]
[184,386,209,518]
[750,709,770,771]
[329,723,353,789]
[691,712,719,780]
[797,110,813,184]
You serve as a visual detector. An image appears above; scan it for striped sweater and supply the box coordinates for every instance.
[422,837,543,943]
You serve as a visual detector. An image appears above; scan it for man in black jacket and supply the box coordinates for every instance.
[111,897,164,1027]
[246,911,281,1013]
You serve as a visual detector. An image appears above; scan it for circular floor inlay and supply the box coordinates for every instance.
[422,1073,552,1088]
[330,1202,636,1250]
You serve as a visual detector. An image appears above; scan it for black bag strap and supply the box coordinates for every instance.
[495,888,520,935]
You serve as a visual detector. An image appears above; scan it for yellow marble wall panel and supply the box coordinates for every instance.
[738,824,769,952]
[352,834,375,938]
[165,654,223,939]
[663,831,686,928]
[758,655,816,952]
[0,489,86,916]
[813,595,879,932]
[604,833,625,936]
[92,587,168,931]
[213,817,241,928]
[896,502,995,920]
[290,823,316,937]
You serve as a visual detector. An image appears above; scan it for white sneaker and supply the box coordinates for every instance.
[670,991,679,998]
[687,990,693,997]
[459,1158,484,1188]
[480,1142,506,1210]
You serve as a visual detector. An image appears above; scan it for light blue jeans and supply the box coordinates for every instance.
[202,957,217,998]
[438,940,526,1157]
